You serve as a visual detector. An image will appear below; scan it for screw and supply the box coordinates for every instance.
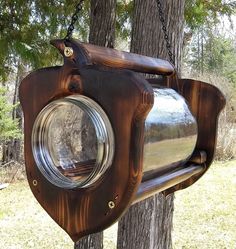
[64,47,74,57]
[108,201,115,209]
[32,180,38,186]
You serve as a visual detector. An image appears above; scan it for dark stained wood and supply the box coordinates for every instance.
[189,150,207,164]
[51,39,175,76]
[148,77,226,195]
[135,164,205,204]
[117,2,185,248]
[19,39,154,242]
[75,3,116,247]
[19,39,225,241]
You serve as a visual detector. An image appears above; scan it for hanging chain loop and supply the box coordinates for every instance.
[156,0,175,65]
[64,0,85,41]
[65,0,175,64]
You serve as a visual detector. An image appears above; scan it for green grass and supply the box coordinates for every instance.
[0,161,235,249]
[173,160,236,249]
[0,182,74,249]
[144,137,195,171]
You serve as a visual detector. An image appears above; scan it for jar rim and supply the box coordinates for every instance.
[31,95,115,189]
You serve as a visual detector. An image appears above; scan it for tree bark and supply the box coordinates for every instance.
[89,0,116,48]
[74,233,103,249]
[74,1,116,249]
[130,0,184,73]
[2,62,24,164]
[117,1,185,249]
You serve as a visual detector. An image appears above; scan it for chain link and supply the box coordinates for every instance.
[156,0,175,65]
[65,0,175,64]
[64,0,85,41]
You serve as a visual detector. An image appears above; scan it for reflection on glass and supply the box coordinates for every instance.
[47,103,97,182]
[32,95,114,189]
[143,88,198,179]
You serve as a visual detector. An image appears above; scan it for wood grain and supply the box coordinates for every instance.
[148,77,226,195]
[135,164,205,203]
[51,39,175,76]
[19,39,225,241]
[19,39,154,242]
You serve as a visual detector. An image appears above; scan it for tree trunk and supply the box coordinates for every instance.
[74,233,103,249]
[89,0,116,48]
[74,1,116,249]
[117,1,185,249]
[2,62,24,164]
[130,0,184,73]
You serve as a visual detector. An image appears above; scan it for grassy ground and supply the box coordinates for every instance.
[173,160,236,249]
[144,137,196,172]
[0,160,235,249]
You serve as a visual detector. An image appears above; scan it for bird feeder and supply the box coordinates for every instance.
[19,39,225,241]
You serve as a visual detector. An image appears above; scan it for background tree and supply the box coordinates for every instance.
[1,62,24,163]
[0,0,91,163]
[1,0,235,164]
[0,0,235,248]
[117,1,185,248]
[185,0,236,31]
[0,86,21,164]
[74,1,116,249]
[182,24,236,161]
[0,87,20,142]
[185,28,236,84]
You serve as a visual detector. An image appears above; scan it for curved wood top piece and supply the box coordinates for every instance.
[51,39,175,76]
[80,42,175,76]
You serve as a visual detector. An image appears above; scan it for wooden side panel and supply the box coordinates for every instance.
[19,41,154,241]
[19,37,225,240]
[147,77,226,195]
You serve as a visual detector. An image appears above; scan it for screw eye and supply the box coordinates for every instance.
[64,47,74,57]
[108,201,115,209]
[33,180,38,186]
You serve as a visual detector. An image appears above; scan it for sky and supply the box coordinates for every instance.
[219,15,236,39]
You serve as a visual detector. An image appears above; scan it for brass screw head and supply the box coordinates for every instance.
[33,180,38,186]
[64,47,74,57]
[108,201,115,209]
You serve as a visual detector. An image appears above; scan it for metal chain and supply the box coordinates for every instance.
[156,0,175,65]
[65,0,175,64]
[64,0,85,41]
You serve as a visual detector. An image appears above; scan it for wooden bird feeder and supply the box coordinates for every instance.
[19,39,225,242]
